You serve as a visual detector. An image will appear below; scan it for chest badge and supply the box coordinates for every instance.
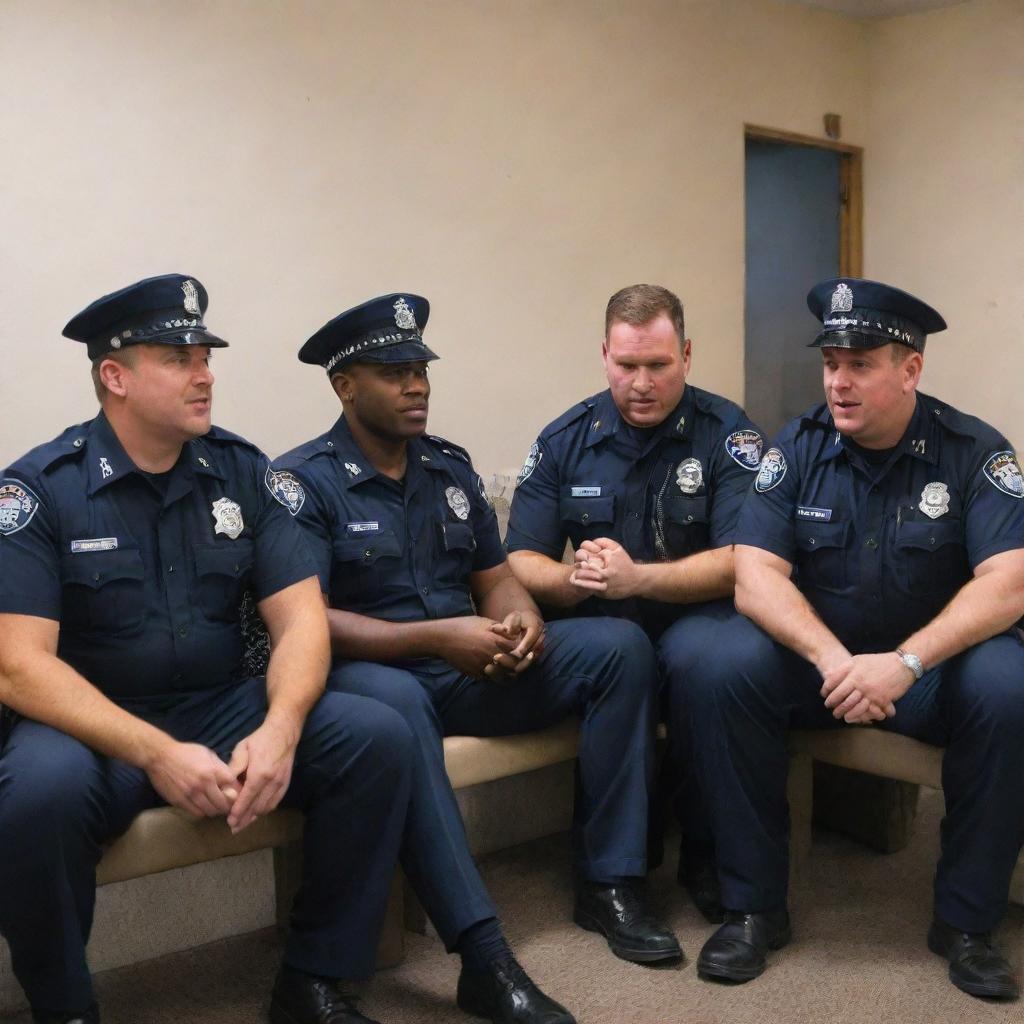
[211,497,245,539]
[984,451,1024,498]
[446,486,470,521]
[675,458,703,495]
[725,430,763,470]
[919,482,950,519]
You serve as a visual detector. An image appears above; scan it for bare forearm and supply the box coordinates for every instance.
[632,547,734,603]
[734,554,847,672]
[900,567,1024,670]
[264,611,331,740]
[326,606,452,661]
[475,570,542,623]
[507,549,589,608]
[0,652,171,769]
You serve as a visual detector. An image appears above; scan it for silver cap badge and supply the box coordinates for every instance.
[393,297,417,330]
[182,279,201,316]
[830,283,854,313]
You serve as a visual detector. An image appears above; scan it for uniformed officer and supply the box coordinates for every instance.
[505,283,765,921]
[682,278,1024,999]
[274,292,681,1023]
[0,276,414,1024]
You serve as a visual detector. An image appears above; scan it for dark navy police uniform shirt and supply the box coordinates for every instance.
[273,415,505,627]
[506,385,763,634]
[0,412,316,703]
[733,392,1024,654]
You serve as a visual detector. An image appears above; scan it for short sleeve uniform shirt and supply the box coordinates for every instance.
[0,413,316,703]
[733,393,1024,653]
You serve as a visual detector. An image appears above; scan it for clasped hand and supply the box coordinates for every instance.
[439,612,546,680]
[570,538,639,600]
[146,718,298,834]
[820,652,911,723]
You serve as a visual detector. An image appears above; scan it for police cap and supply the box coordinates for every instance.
[63,274,228,360]
[807,278,946,353]
[299,293,438,376]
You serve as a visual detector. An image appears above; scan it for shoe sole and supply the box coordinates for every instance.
[696,927,792,984]
[926,933,1021,1000]
[573,908,683,964]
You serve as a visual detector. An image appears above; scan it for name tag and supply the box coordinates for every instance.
[70,537,119,553]
[346,522,380,533]
[796,507,832,522]
[571,486,602,497]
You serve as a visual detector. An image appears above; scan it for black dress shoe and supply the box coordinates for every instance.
[677,840,725,924]
[457,955,576,1023]
[927,917,1020,1000]
[574,882,682,964]
[32,1007,99,1024]
[697,909,791,983]
[270,966,379,1024]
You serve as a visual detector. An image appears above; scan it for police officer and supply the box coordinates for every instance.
[505,283,764,921]
[274,293,681,1023]
[0,276,414,1024]
[682,279,1024,999]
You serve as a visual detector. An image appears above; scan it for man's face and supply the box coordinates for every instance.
[336,361,431,442]
[822,345,920,448]
[114,344,214,442]
[602,313,690,428]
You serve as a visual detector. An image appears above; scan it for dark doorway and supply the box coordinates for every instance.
[744,128,862,437]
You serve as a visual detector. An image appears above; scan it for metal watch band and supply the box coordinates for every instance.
[895,647,924,681]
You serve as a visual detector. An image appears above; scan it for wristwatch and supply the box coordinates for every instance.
[895,647,924,681]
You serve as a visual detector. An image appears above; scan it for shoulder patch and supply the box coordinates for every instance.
[725,429,763,470]
[265,467,306,515]
[517,441,542,487]
[984,451,1024,498]
[755,448,787,493]
[0,479,42,536]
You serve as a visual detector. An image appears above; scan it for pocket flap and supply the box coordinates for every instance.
[559,493,615,526]
[194,544,254,579]
[61,549,145,590]
[794,520,849,552]
[333,531,402,564]
[665,494,708,525]
[896,520,960,552]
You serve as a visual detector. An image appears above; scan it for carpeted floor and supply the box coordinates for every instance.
[3,790,1021,1024]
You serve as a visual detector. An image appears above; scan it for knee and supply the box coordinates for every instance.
[951,637,1024,733]
[665,615,778,711]
[326,663,436,729]
[0,727,100,831]
[317,693,415,785]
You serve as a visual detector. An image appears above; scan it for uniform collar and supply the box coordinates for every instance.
[582,387,693,450]
[85,412,226,497]
[817,395,939,466]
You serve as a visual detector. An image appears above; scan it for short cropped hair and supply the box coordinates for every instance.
[605,284,685,347]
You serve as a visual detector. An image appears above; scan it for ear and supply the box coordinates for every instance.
[99,357,131,398]
[331,370,354,404]
[902,350,924,393]
[681,337,693,375]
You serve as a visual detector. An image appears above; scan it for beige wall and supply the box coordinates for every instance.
[1,0,868,474]
[863,0,1024,448]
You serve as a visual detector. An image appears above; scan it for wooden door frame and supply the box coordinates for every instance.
[745,124,863,277]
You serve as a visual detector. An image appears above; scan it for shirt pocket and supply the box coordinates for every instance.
[330,531,402,605]
[794,520,850,595]
[559,492,616,543]
[193,542,255,623]
[662,494,711,558]
[60,548,146,635]
[893,520,966,594]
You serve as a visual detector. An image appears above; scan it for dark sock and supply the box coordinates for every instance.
[458,917,512,970]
